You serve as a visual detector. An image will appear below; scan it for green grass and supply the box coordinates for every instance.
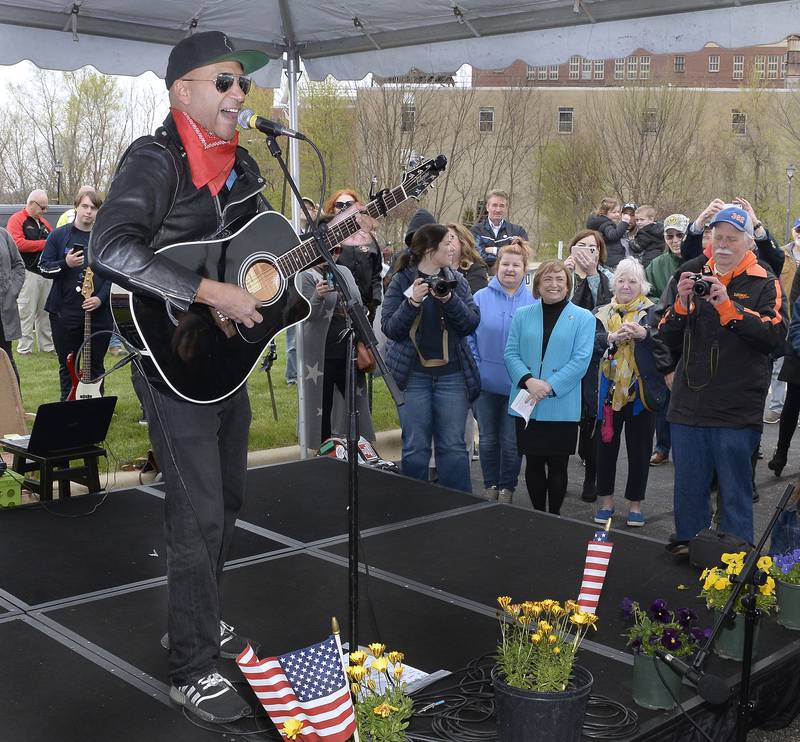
[12,334,400,470]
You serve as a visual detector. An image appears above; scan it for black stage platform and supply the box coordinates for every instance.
[2,458,799,741]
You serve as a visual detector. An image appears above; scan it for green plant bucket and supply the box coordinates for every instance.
[713,610,760,662]
[777,580,800,630]
[631,653,682,710]
[493,665,593,742]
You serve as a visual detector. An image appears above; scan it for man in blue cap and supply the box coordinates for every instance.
[658,202,787,554]
[91,31,270,723]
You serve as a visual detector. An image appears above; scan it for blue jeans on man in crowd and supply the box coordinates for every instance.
[285,325,297,383]
[473,390,521,491]
[397,370,472,493]
[671,423,760,544]
[653,391,671,456]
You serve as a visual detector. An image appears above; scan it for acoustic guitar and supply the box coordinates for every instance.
[116,155,447,403]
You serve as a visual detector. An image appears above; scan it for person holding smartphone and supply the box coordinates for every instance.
[39,189,111,400]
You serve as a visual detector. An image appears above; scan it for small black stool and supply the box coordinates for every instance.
[1,443,106,501]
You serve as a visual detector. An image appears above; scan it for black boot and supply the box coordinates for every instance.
[767,449,788,477]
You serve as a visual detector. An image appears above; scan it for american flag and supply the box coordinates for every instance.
[577,535,614,614]
[236,635,356,741]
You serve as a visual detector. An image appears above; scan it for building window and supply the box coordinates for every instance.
[526,65,536,81]
[768,55,780,79]
[582,59,592,80]
[732,55,744,80]
[569,56,580,80]
[549,65,559,80]
[558,107,574,134]
[644,108,658,134]
[627,56,638,80]
[674,55,685,73]
[401,103,416,132]
[731,109,747,136]
[708,55,720,73]
[594,60,605,80]
[755,55,766,79]
[479,107,495,133]
[614,58,625,80]
[538,66,547,80]
[639,56,651,80]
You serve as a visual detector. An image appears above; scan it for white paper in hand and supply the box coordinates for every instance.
[511,388,536,426]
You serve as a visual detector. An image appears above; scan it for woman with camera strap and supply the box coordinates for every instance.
[382,223,480,493]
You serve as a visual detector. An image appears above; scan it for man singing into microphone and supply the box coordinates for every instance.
[90,31,269,724]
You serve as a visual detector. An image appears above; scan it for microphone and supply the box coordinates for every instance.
[237,108,306,140]
[654,649,729,705]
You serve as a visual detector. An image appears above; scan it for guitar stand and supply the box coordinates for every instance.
[259,131,404,654]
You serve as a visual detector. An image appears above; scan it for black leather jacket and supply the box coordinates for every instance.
[89,113,267,312]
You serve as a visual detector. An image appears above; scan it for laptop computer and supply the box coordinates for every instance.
[1,397,117,456]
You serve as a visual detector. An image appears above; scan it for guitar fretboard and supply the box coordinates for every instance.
[274,183,409,277]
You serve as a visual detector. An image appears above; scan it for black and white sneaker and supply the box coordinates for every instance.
[170,670,250,723]
[161,620,259,659]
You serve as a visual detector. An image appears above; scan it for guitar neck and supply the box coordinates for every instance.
[276,183,409,277]
[81,310,92,383]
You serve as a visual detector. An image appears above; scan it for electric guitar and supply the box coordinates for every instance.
[117,155,447,404]
[67,267,104,400]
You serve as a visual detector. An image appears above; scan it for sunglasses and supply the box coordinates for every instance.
[33,200,48,212]
[181,72,252,95]
[333,200,355,211]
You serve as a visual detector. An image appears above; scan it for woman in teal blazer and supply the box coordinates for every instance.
[504,260,596,514]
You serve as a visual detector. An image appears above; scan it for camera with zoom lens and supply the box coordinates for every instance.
[422,273,458,297]
[689,273,713,297]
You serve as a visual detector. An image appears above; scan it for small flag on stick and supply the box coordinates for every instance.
[237,629,357,741]
[577,518,614,614]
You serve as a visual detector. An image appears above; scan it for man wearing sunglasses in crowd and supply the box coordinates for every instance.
[90,31,270,725]
[6,189,55,355]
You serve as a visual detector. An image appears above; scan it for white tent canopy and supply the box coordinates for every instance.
[0,0,798,87]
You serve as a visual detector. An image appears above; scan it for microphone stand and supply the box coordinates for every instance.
[262,132,404,656]
[676,481,798,739]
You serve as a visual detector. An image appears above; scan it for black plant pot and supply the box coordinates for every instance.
[493,665,593,742]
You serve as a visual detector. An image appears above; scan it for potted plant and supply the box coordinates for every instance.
[699,551,776,661]
[770,548,800,630]
[621,597,710,709]
[494,596,598,742]
[347,643,413,741]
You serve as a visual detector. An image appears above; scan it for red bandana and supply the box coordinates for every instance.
[171,108,238,196]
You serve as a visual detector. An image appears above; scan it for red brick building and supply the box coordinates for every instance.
[472,41,791,88]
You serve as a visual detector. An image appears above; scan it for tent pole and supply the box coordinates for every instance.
[285,46,308,459]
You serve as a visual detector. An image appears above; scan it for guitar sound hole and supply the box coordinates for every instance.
[245,261,281,302]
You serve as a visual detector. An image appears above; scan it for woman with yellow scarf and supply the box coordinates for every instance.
[593,258,670,528]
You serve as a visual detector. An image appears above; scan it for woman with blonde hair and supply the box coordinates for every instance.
[504,260,595,514]
[447,223,489,295]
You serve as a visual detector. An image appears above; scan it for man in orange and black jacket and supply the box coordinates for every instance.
[658,204,786,552]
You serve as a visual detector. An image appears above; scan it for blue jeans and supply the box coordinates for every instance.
[285,325,297,383]
[653,391,671,455]
[671,423,760,544]
[473,391,521,491]
[398,370,472,493]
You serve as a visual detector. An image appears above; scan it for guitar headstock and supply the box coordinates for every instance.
[81,267,95,300]
[401,155,447,201]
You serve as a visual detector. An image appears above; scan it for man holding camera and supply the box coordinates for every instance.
[658,204,786,553]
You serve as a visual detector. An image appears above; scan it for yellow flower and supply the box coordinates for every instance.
[497,596,512,610]
[703,573,718,591]
[569,612,590,626]
[371,656,389,673]
[373,702,399,718]
[564,600,579,613]
[521,601,538,616]
[518,615,532,627]
[393,664,405,680]
[368,643,386,658]
[721,552,745,564]
[700,568,710,581]
[548,634,558,644]
[282,719,304,739]
[758,556,774,572]
[552,646,561,654]
[368,678,377,691]
[550,604,565,618]
[760,576,776,596]
[347,665,367,681]
[531,633,542,645]
[387,651,404,664]
[349,650,367,665]
[508,603,522,617]
[714,577,730,591]
[540,599,555,611]
[537,620,552,633]
[351,682,360,695]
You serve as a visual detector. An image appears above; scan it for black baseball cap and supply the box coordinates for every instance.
[165,31,269,89]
